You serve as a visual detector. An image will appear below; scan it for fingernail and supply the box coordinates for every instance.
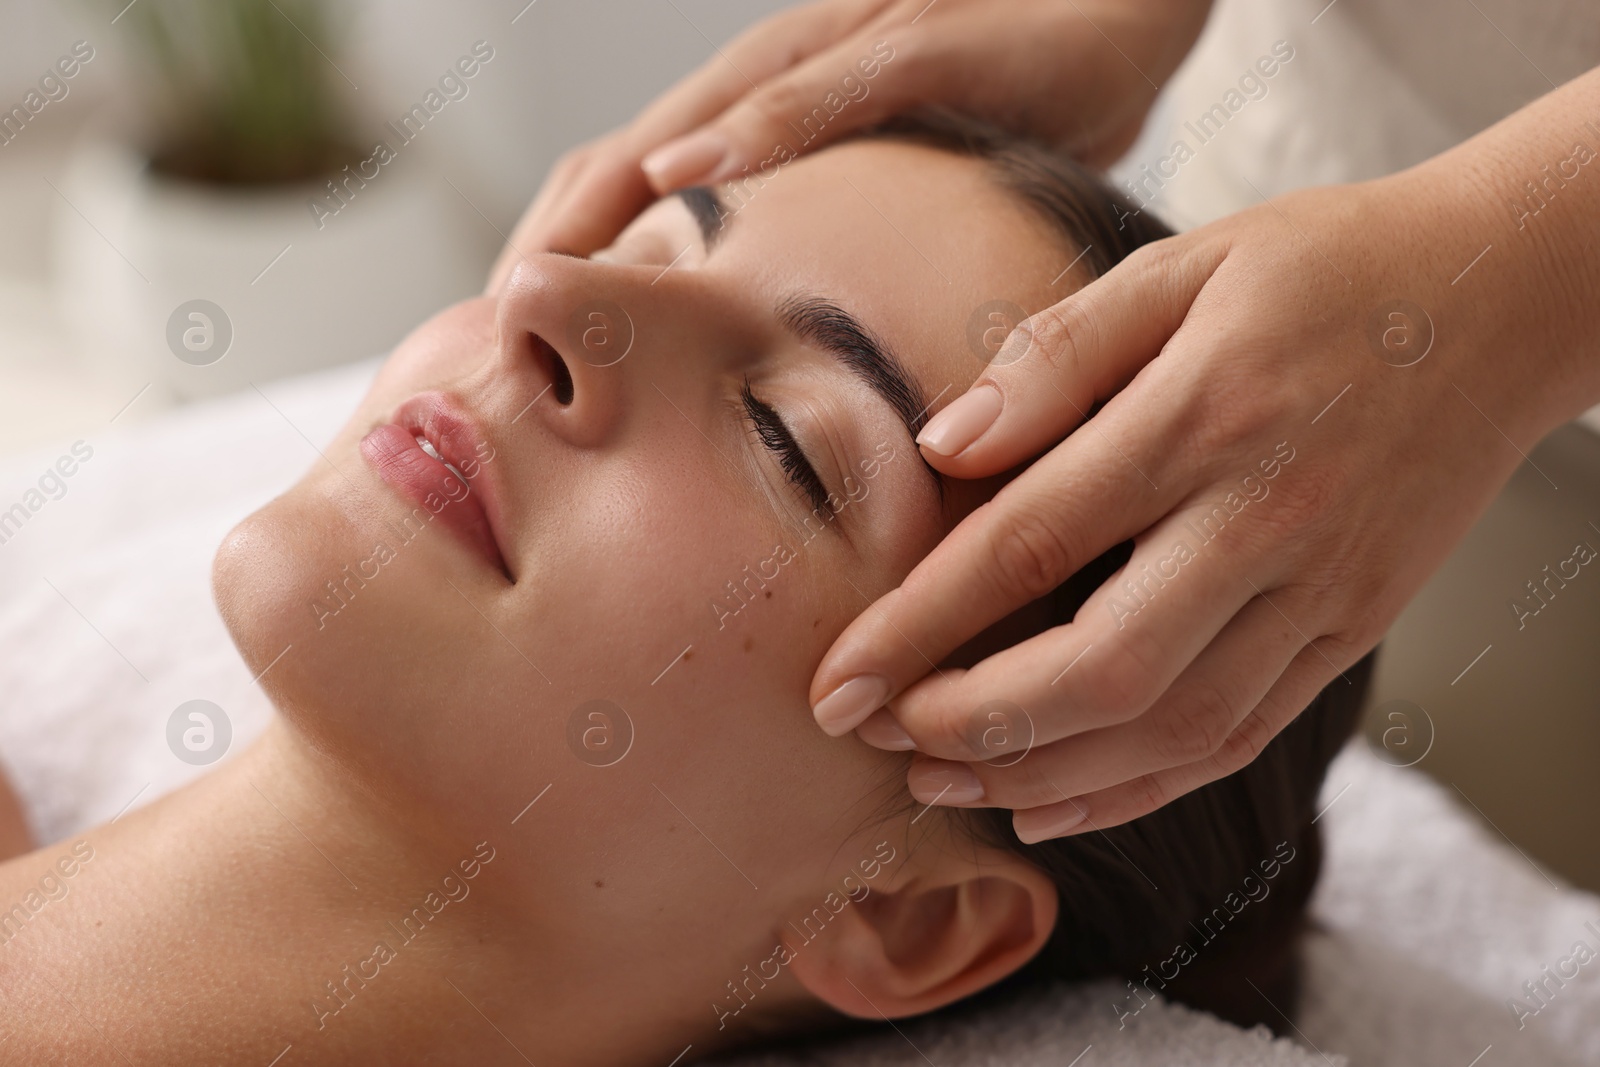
[855,710,916,751]
[909,761,984,805]
[813,675,891,737]
[916,383,1002,457]
[1013,799,1088,844]
[642,131,730,190]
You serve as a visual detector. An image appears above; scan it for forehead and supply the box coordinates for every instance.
[702,139,1074,405]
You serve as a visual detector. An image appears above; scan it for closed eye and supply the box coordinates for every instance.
[741,378,831,515]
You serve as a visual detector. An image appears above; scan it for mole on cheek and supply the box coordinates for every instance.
[742,636,753,653]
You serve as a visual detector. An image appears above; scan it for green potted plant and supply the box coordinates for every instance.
[120,0,359,186]
[53,0,482,404]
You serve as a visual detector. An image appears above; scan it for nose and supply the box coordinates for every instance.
[493,254,637,447]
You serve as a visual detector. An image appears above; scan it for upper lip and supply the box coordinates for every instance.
[392,390,513,579]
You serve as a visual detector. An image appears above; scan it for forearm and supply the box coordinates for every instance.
[1407,63,1600,437]
[1050,0,1216,162]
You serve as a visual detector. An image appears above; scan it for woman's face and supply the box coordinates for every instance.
[214,138,1072,1018]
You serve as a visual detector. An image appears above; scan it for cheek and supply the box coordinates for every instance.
[477,449,883,871]
[524,450,840,703]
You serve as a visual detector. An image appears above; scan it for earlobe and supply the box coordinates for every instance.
[785,845,1057,1020]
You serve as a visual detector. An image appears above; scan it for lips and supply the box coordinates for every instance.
[360,391,512,580]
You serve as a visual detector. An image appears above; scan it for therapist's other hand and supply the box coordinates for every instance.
[486,0,1212,292]
[812,167,1565,843]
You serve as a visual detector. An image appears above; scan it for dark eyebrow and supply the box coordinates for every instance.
[775,294,941,493]
[675,186,728,249]
[675,185,940,493]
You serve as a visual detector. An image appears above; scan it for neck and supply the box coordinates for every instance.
[0,718,555,1066]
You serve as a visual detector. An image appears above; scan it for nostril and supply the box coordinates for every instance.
[550,353,574,406]
[529,332,574,405]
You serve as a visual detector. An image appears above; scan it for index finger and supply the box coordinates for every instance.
[488,0,888,279]
[916,235,1215,479]
[633,0,893,146]
[808,399,1180,735]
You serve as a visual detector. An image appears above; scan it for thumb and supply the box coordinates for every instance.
[640,34,916,193]
[916,236,1218,478]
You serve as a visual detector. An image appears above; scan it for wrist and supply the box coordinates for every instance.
[1384,134,1600,441]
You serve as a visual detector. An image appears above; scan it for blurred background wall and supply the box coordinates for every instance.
[1,0,1596,891]
[0,0,790,447]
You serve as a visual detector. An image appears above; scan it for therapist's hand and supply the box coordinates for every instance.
[486,0,1212,292]
[810,154,1596,843]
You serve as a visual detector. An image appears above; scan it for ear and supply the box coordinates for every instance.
[784,837,1057,1020]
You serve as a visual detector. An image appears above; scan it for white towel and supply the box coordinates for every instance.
[715,980,1337,1067]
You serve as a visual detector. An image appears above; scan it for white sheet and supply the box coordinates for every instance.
[1,359,1597,1065]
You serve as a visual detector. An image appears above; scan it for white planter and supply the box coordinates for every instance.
[51,122,490,406]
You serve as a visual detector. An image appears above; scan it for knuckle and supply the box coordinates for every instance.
[550,143,597,179]
[1008,763,1070,809]
[923,704,982,758]
[1092,634,1164,724]
[595,132,647,173]
[887,18,942,77]
[1329,567,1391,638]
[1126,236,1177,272]
[1313,629,1369,672]
[1025,301,1091,382]
[1261,462,1339,536]
[1180,364,1283,460]
[744,78,809,131]
[986,506,1079,604]
[1213,708,1277,774]
[1149,681,1236,765]
[1120,773,1175,823]
[899,683,983,760]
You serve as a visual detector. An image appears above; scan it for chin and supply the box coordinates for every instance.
[212,476,411,715]
[211,472,551,780]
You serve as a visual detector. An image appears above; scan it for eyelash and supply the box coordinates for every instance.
[740,379,831,514]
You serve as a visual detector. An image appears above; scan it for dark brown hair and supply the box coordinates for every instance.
[864,109,1373,1032]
